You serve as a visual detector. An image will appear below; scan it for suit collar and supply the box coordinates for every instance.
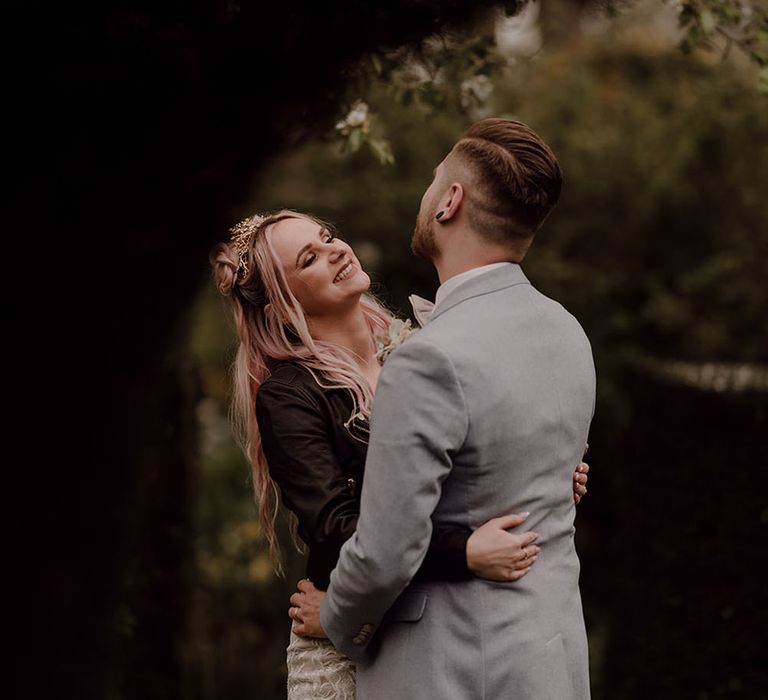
[429,263,530,322]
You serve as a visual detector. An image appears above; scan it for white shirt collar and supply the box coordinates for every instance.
[434,262,512,310]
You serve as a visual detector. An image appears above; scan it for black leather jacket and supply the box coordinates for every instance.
[255,361,472,590]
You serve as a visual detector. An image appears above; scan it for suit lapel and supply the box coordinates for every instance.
[429,263,531,323]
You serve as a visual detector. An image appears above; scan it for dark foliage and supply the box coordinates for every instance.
[582,369,768,698]
[9,3,510,699]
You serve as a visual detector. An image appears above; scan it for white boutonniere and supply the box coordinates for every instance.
[374,318,418,365]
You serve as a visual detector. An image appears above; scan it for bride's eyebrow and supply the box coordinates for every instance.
[294,227,330,268]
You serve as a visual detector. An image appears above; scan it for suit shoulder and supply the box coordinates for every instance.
[384,333,464,383]
[388,330,451,359]
[524,284,585,322]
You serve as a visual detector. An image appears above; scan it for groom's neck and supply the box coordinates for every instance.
[434,241,518,285]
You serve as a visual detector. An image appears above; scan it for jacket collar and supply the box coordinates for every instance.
[429,263,530,323]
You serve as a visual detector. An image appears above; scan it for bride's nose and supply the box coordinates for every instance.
[329,247,346,264]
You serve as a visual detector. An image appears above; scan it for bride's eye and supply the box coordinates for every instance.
[301,232,336,267]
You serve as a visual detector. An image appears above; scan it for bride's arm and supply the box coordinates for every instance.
[256,379,361,563]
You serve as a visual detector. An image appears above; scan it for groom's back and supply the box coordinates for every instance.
[433,278,595,538]
[363,267,595,700]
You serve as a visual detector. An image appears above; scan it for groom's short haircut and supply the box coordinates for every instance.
[451,118,562,252]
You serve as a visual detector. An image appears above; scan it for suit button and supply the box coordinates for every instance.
[347,478,356,492]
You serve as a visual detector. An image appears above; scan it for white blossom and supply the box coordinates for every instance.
[494,2,542,58]
[461,74,494,109]
[336,100,370,133]
[374,318,418,365]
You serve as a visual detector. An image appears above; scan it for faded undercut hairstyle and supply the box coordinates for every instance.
[451,118,563,254]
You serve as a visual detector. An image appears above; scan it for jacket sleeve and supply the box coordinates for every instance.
[256,379,359,551]
[418,527,472,581]
[320,337,470,661]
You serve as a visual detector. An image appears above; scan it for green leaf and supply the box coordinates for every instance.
[369,138,396,165]
[758,65,768,95]
[349,129,363,152]
[700,9,716,35]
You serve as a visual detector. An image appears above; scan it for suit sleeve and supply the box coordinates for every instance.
[320,338,469,660]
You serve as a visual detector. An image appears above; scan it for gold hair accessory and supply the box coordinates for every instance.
[229,214,266,281]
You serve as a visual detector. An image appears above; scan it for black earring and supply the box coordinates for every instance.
[435,211,445,221]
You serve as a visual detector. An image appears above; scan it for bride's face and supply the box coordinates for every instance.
[269,216,370,317]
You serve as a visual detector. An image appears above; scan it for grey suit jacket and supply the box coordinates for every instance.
[320,263,596,700]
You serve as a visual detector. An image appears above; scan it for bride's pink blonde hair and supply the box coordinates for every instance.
[209,210,393,573]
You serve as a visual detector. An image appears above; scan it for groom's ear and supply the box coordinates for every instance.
[437,183,464,223]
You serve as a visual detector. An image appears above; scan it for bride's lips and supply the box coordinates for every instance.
[333,260,355,283]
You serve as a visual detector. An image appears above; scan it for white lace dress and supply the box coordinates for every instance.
[286,626,356,699]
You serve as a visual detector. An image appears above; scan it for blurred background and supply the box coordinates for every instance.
[13,0,766,698]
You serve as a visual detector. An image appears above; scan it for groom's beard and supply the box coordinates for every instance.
[411,207,440,261]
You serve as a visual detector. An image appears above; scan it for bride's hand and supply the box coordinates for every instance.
[466,513,540,582]
[573,460,590,505]
[289,579,328,638]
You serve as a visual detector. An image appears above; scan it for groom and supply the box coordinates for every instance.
[296,118,595,699]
